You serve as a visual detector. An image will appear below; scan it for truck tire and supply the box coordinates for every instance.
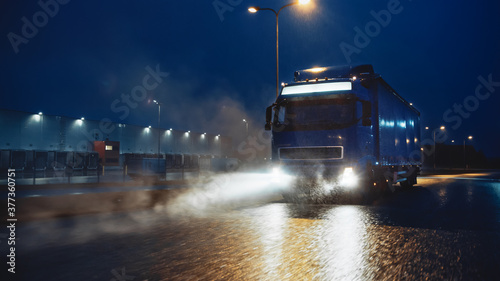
[400,177,416,189]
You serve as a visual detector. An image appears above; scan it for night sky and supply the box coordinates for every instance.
[1,0,499,157]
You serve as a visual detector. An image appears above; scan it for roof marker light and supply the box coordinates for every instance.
[305,67,327,73]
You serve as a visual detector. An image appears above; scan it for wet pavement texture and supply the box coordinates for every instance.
[10,174,500,280]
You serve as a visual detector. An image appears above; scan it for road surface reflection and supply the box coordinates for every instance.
[17,173,500,280]
[243,204,372,280]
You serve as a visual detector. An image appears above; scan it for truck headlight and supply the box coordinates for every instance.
[272,166,284,183]
[340,167,358,188]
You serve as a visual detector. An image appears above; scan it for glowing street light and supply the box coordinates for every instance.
[248,0,312,97]
[432,126,446,169]
[242,119,249,136]
[464,136,473,169]
[153,99,162,159]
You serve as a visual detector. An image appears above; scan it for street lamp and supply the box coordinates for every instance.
[242,119,248,136]
[464,136,473,169]
[429,126,446,169]
[248,0,311,98]
[153,100,162,167]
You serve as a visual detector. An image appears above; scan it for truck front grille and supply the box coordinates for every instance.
[279,146,343,160]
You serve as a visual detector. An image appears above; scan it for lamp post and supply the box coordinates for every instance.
[243,119,248,137]
[215,134,221,157]
[153,100,162,173]
[464,135,473,169]
[429,126,446,169]
[249,0,311,98]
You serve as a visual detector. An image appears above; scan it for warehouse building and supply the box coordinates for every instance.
[0,108,232,173]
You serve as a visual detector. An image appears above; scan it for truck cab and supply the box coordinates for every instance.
[266,64,421,192]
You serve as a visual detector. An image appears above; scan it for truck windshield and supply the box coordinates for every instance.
[274,98,357,131]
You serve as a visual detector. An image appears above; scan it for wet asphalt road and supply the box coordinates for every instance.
[8,172,500,280]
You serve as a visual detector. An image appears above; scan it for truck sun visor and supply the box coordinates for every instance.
[281,82,352,95]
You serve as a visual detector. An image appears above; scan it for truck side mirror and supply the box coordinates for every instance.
[265,105,273,131]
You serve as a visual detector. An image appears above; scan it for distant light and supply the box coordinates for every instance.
[299,0,311,4]
[248,7,258,13]
[281,82,286,87]
[440,126,445,130]
[305,67,327,73]
[409,103,413,106]
[153,99,157,103]
[425,127,429,130]
[468,136,473,140]
[203,132,207,135]
[169,128,172,131]
[452,140,455,143]
[406,139,410,144]
[81,117,85,120]
[38,112,43,115]
[352,76,357,81]
[148,125,152,128]
[187,131,190,133]
[243,119,247,123]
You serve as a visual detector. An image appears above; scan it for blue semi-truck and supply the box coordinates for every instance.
[265,64,421,193]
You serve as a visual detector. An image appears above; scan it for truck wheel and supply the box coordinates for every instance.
[400,178,414,189]
[282,192,294,203]
[374,175,389,194]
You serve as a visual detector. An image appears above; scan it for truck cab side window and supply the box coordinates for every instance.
[276,106,286,124]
